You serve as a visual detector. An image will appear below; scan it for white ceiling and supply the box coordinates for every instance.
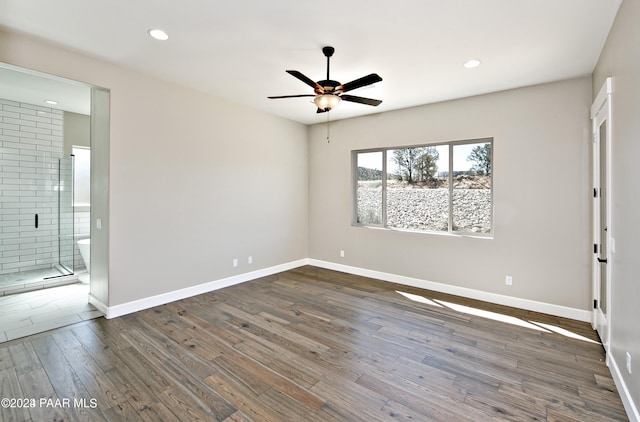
[0,0,621,124]
[0,64,91,115]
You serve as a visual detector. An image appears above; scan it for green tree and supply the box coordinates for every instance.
[392,148,421,183]
[414,146,439,182]
[467,143,492,176]
[393,147,440,183]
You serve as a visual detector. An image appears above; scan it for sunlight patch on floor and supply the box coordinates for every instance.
[434,299,549,332]
[530,321,600,344]
[396,290,600,344]
[395,290,443,307]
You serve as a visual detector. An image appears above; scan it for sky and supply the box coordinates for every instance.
[357,143,479,173]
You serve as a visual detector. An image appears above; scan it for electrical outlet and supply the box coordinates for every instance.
[248,256,253,264]
[232,258,238,268]
[627,352,632,374]
[340,250,345,258]
[505,276,513,286]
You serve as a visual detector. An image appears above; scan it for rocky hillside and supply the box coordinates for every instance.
[357,182,491,233]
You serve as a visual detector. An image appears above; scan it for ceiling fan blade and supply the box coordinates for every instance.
[340,73,382,93]
[268,94,316,99]
[286,70,322,91]
[340,95,382,106]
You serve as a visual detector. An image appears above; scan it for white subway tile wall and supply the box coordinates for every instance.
[0,98,64,275]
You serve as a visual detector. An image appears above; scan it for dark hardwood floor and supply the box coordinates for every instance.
[0,266,628,421]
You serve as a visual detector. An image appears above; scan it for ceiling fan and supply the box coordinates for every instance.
[268,46,382,113]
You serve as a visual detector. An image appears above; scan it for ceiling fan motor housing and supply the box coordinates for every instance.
[317,79,342,94]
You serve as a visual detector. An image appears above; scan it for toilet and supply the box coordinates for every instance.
[77,238,90,273]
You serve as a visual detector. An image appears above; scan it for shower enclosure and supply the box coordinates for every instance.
[58,155,75,276]
[0,100,77,295]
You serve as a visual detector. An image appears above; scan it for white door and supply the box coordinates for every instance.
[591,78,612,356]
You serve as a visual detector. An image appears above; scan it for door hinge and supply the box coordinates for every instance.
[594,299,598,309]
[593,188,598,198]
[593,244,598,254]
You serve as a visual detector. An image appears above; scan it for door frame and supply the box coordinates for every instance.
[590,77,613,358]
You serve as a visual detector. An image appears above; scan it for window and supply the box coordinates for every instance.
[353,138,492,235]
[356,151,384,225]
[72,146,91,207]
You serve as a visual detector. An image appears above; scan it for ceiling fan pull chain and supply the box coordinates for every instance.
[326,112,330,143]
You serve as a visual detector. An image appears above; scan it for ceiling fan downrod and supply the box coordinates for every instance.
[323,46,335,81]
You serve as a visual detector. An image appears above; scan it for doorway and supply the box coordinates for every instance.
[0,62,109,340]
[591,78,612,359]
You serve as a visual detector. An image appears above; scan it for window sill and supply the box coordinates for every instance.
[353,224,493,239]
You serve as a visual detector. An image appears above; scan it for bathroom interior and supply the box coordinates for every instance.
[0,65,92,297]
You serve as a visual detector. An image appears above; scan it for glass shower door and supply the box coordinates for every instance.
[58,156,74,274]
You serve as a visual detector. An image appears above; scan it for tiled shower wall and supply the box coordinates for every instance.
[0,98,64,275]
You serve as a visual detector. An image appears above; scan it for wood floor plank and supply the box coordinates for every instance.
[7,341,40,375]
[0,266,629,421]
[102,359,162,414]
[62,346,123,411]
[17,367,56,421]
[157,386,221,422]
[231,326,337,387]
[231,336,320,389]
[127,314,217,380]
[215,353,326,411]
[0,367,30,422]
[52,328,83,351]
[134,401,184,422]
[29,337,91,405]
[119,327,236,420]
[222,409,256,422]
[382,399,440,422]
[356,371,492,421]
[310,379,389,421]
[257,388,338,422]
[204,367,293,422]
[102,400,144,422]
[0,346,12,372]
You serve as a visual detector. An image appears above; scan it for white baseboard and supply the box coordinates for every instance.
[609,352,640,422]
[100,257,591,322]
[308,259,592,322]
[102,259,308,319]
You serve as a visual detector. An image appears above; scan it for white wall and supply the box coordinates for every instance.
[0,29,309,307]
[308,77,593,312]
[105,66,309,305]
[63,111,90,154]
[593,0,640,418]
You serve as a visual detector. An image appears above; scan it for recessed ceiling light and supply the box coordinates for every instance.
[44,100,58,105]
[464,59,481,69]
[149,29,169,41]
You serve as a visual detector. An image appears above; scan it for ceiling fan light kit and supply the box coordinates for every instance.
[268,46,382,114]
[314,93,341,111]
